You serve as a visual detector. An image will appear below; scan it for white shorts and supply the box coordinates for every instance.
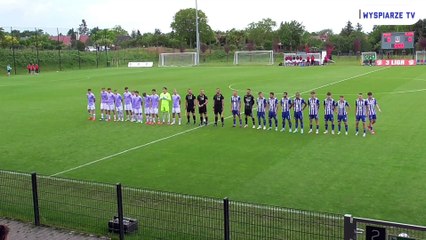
[144,108,150,115]
[133,108,142,114]
[100,103,107,110]
[116,105,123,112]
[172,107,181,114]
[107,103,115,111]
[151,108,159,115]
[87,104,95,111]
[124,103,132,111]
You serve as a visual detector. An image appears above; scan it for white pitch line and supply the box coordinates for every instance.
[52,67,389,177]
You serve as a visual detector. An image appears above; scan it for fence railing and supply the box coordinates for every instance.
[0,170,424,240]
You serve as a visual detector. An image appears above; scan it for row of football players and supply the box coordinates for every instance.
[86,87,381,136]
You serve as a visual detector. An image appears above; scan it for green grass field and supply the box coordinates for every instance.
[1,62,426,226]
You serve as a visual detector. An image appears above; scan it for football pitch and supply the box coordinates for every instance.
[1,62,426,226]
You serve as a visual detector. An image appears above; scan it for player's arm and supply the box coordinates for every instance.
[302,102,307,111]
[376,103,382,112]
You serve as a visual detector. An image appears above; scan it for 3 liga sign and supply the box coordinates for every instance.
[376,59,416,66]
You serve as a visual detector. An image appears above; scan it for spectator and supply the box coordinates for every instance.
[27,63,31,74]
[0,225,9,240]
[31,64,35,75]
[35,64,40,74]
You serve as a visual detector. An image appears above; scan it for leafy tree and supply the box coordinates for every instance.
[340,21,354,37]
[224,45,231,62]
[78,19,89,35]
[1,35,19,48]
[226,28,246,50]
[418,37,426,50]
[171,8,215,48]
[355,23,363,32]
[246,18,276,49]
[200,43,208,62]
[277,20,305,51]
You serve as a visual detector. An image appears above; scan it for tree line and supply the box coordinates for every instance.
[1,9,425,55]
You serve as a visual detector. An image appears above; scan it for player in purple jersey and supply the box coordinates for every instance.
[133,91,143,123]
[231,90,242,127]
[256,92,267,130]
[106,88,115,122]
[151,89,160,124]
[100,88,108,121]
[86,89,96,121]
[336,95,350,135]
[293,92,307,134]
[131,91,137,122]
[123,87,133,121]
[114,90,124,122]
[366,92,382,135]
[323,92,336,134]
[355,93,368,137]
[307,91,320,134]
[171,89,182,125]
[267,92,279,131]
[280,92,292,133]
[143,93,152,125]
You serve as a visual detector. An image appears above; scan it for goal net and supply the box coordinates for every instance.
[416,51,426,65]
[234,51,274,65]
[361,52,377,66]
[158,52,198,67]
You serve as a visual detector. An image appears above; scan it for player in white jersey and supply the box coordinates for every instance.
[323,92,336,134]
[100,88,108,121]
[366,92,382,134]
[336,95,350,135]
[280,92,292,133]
[293,92,307,134]
[267,92,279,131]
[123,87,133,121]
[355,93,368,137]
[256,92,267,130]
[171,89,182,125]
[106,88,115,122]
[307,91,320,134]
[231,90,243,127]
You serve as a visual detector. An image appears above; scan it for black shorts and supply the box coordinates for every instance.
[214,108,223,115]
[187,106,195,113]
[199,106,207,114]
[245,108,253,116]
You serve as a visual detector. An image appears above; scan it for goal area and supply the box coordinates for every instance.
[416,51,426,65]
[158,52,198,67]
[233,51,274,65]
[361,52,377,66]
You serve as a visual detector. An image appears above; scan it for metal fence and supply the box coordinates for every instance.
[0,170,424,240]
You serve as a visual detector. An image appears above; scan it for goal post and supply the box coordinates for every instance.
[158,52,198,67]
[234,50,274,65]
[416,51,426,65]
[361,52,377,66]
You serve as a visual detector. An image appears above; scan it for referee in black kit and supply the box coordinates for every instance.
[213,88,225,127]
[197,89,208,126]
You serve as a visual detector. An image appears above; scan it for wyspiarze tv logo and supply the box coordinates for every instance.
[357,4,424,26]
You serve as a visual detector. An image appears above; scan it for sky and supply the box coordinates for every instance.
[0,0,423,35]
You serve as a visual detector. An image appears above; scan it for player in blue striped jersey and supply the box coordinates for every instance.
[267,92,279,131]
[292,92,307,134]
[280,92,292,133]
[366,92,381,135]
[336,96,350,135]
[323,92,336,134]
[308,91,320,134]
[256,92,268,130]
[355,93,368,137]
[231,91,243,127]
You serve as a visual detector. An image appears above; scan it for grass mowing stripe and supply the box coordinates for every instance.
[51,67,389,178]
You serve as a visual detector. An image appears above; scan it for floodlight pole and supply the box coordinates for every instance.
[195,0,200,65]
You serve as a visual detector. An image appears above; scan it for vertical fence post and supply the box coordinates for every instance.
[223,198,230,240]
[116,183,125,240]
[344,214,356,240]
[31,172,40,226]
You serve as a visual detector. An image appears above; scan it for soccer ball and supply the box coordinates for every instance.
[398,233,409,238]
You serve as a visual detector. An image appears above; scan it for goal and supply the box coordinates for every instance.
[234,51,274,65]
[158,52,198,67]
[361,52,377,66]
[416,51,426,65]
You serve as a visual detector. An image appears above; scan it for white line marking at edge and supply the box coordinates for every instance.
[52,67,389,177]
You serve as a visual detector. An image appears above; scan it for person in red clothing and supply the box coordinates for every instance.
[27,63,31,74]
[306,56,310,66]
[31,64,35,74]
[35,64,39,74]
[311,55,315,65]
